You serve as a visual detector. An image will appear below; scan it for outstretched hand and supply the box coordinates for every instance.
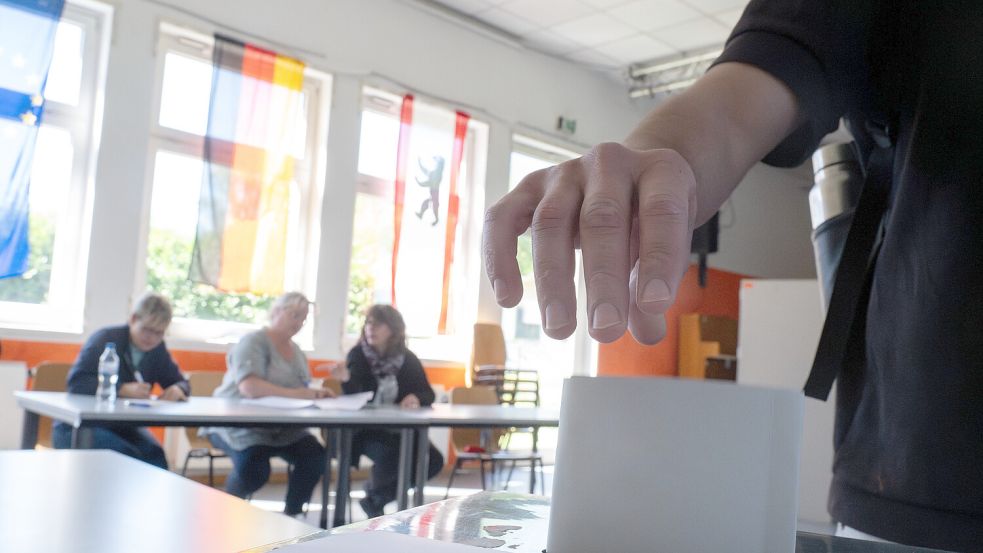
[483,144,697,345]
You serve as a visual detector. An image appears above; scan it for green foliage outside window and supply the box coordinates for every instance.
[145,228,273,323]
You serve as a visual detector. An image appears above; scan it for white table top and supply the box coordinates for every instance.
[15,391,560,429]
[0,450,318,553]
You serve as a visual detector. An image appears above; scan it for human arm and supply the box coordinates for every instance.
[65,328,116,395]
[237,375,333,399]
[340,347,377,396]
[146,343,190,400]
[396,352,435,407]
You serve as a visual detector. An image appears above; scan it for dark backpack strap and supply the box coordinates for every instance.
[804,144,893,400]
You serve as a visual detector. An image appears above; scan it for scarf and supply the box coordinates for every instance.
[359,338,405,379]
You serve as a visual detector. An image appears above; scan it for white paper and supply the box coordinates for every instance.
[241,397,316,409]
[313,391,373,411]
[273,531,485,552]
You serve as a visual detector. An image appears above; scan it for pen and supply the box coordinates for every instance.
[133,368,145,383]
[124,400,153,408]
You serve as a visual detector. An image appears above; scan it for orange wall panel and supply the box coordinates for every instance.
[597,265,746,378]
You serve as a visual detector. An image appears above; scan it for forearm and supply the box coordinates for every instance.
[624,62,802,225]
[237,375,308,399]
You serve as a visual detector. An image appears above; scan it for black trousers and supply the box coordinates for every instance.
[354,429,444,508]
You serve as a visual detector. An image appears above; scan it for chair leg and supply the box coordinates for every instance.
[208,456,215,487]
[181,452,191,477]
[528,459,536,494]
[479,459,487,490]
[505,460,517,491]
[444,458,463,500]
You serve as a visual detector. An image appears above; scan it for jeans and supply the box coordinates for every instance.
[51,422,169,470]
[209,432,326,515]
[355,429,444,511]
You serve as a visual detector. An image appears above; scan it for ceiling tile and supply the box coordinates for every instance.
[581,0,635,8]
[712,6,745,29]
[648,16,729,51]
[498,0,596,28]
[472,6,542,35]
[522,29,584,55]
[610,0,702,31]
[431,0,502,15]
[593,33,676,64]
[551,13,638,47]
[677,0,746,15]
[566,47,623,70]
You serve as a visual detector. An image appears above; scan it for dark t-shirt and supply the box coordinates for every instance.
[716,1,983,550]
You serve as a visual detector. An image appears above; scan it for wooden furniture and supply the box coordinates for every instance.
[0,450,316,553]
[26,361,71,448]
[678,313,738,380]
[245,491,952,553]
[443,386,544,498]
[179,371,227,486]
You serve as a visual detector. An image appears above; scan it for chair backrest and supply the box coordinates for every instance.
[449,385,501,452]
[187,371,225,397]
[471,323,506,374]
[184,371,226,446]
[323,378,343,397]
[29,362,72,448]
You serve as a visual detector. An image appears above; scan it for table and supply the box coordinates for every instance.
[0,450,318,553]
[245,491,955,553]
[15,391,559,529]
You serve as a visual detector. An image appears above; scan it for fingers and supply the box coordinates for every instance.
[627,261,668,345]
[633,149,697,317]
[483,170,547,308]
[531,164,582,339]
[579,144,635,342]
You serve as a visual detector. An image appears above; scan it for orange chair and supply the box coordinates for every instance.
[28,362,72,449]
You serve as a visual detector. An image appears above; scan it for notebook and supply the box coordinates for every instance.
[546,376,803,553]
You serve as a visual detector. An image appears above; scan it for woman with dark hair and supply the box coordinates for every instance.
[334,304,444,518]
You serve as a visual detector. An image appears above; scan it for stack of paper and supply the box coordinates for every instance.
[242,391,373,411]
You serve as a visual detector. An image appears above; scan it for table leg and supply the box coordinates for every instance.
[71,426,93,449]
[319,428,336,530]
[20,411,39,449]
[332,428,353,528]
[413,427,429,507]
[396,428,412,510]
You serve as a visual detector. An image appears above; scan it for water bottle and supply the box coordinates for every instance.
[97,343,120,403]
[810,142,864,311]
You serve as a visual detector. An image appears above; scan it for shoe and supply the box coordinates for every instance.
[359,496,385,519]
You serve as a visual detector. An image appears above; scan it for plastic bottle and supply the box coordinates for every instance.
[97,343,120,403]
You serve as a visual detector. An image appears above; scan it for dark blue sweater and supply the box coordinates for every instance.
[66,325,189,395]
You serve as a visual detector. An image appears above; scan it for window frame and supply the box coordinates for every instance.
[0,0,113,334]
[136,22,332,350]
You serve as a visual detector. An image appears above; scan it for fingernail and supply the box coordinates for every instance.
[592,303,621,330]
[545,303,570,330]
[641,279,671,303]
[493,279,508,302]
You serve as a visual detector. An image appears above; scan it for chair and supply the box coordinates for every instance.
[180,371,228,486]
[29,362,72,449]
[444,385,544,498]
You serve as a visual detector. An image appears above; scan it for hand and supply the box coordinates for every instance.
[399,393,421,409]
[483,144,697,345]
[307,387,336,400]
[160,384,188,402]
[118,382,152,399]
[317,361,350,383]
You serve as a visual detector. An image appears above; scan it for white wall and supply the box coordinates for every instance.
[710,163,817,279]
[4,0,817,357]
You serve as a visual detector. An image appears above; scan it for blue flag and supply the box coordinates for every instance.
[0,0,64,278]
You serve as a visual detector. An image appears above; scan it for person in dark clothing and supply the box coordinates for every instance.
[482,2,983,551]
[333,304,444,518]
[54,292,190,469]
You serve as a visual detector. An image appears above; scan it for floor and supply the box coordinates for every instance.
[246,462,554,526]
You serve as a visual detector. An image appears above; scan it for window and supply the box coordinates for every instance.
[141,24,330,347]
[0,0,112,332]
[347,87,488,361]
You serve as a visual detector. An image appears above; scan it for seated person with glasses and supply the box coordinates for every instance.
[204,291,334,518]
[54,292,190,469]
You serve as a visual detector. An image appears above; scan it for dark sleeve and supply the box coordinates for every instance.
[147,342,190,395]
[66,328,113,395]
[711,0,873,166]
[341,347,377,396]
[396,352,435,406]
